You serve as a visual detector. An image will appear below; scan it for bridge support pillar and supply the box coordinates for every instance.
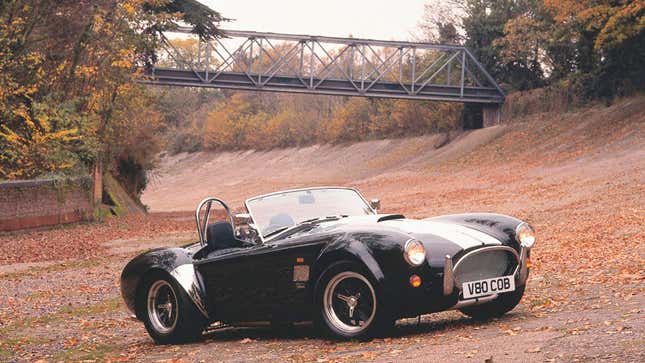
[482,104,502,127]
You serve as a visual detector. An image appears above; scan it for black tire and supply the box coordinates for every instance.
[314,261,394,340]
[459,284,526,320]
[139,271,205,344]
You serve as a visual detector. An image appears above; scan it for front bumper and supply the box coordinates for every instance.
[385,245,530,318]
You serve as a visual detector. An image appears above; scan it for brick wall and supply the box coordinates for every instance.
[0,178,94,232]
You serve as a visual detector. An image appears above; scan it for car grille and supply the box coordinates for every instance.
[453,248,518,286]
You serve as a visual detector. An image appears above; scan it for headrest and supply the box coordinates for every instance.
[206,221,237,250]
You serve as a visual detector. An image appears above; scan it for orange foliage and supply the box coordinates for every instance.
[544,0,645,50]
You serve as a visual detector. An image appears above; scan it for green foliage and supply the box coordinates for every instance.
[422,0,645,98]
[459,0,548,90]
[0,0,223,193]
[144,0,227,39]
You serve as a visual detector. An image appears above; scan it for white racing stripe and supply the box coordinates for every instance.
[380,219,502,249]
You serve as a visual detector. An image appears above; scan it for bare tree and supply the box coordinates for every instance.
[419,0,466,44]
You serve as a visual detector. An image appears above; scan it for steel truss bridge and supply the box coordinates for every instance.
[146,27,505,104]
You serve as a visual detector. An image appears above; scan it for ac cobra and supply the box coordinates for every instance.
[121,187,535,343]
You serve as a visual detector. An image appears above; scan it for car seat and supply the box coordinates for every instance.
[206,221,242,252]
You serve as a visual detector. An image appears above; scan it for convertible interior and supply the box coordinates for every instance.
[193,197,269,260]
[203,221,248,258]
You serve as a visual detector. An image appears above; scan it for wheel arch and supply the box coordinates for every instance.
[310,238,385,300]
[310,238,397,339]
[120,248,209,321]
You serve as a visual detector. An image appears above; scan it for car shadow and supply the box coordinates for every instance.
[199,311,522,342]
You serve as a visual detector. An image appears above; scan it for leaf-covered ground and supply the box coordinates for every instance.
[1,97,643,362]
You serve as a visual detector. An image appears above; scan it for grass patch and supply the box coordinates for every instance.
[0,257,108,280]
[59,296,123,317]
[619,339,645,349]
[52,342,121,362]
[0,298,124,359]
[0,296,124,337]
[26,290,53,299]
[530,298,552,308]
[0,313,60,337]
[0,336,52,359]
[0,348,12,361]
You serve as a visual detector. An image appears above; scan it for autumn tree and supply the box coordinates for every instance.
[0,0,225,194]
[543,0,645,97]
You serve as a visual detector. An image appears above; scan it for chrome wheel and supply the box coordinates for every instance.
[147,280,178,334]
[323,271,376,334]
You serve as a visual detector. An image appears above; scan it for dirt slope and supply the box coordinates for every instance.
[143,95,644,214]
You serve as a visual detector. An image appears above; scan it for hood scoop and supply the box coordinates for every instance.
[377,214,405,222]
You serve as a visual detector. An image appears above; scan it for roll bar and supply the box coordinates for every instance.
[195,197,235,246]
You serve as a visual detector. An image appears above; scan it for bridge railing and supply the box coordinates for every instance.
[146,28,505,104]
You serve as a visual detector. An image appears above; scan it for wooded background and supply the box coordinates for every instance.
[1,0,643,198]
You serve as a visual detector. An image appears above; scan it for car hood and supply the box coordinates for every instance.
[316,214,506,265]
[379,218,502,248]
[332,215,500,245]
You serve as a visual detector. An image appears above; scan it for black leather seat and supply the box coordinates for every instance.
[206,222,243,252]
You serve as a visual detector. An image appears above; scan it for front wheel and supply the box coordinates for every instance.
[314,261,394,340]
[140,273,205,344]
[459,284,526,320]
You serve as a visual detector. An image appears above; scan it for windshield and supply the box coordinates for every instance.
[246,188,374,238]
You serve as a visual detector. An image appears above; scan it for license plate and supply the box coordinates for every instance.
[462,275,515,299]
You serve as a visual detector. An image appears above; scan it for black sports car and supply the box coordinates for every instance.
[121,187,536,343]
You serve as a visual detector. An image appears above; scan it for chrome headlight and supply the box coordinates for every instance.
[404,239,426,266]
[516,222,536,248]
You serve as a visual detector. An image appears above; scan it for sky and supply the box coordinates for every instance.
[200,0,428,41]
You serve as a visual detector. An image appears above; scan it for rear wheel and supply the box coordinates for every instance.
[459,284,526,320]
[140,272,205,344]
[314,261,394,340]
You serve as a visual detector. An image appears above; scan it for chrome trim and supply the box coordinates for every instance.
[518,245,529,285]
[323,271,377,335]
[244,186,376,243]
[226,321,271,327]
[452,246,520,274]
[169,264,209,319]
[515,222,536,248]
[449,293,498,310]
[443,246,521,296]
[195,197,234,246]
[443,254,454,296]
[370,198,381,213]
[403,238,426,266]
[147,280,178,334]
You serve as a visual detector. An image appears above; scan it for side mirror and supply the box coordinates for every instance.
[370,198,381,212]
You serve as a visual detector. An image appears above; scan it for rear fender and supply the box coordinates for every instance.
[120,247,209,320]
